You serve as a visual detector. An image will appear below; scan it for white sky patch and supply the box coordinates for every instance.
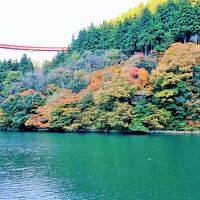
[0,0,147,62]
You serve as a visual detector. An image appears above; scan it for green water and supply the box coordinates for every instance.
[0,131,200,200]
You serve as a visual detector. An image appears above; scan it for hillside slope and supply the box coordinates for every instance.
[71,0,200,55]
[0,43,199,132]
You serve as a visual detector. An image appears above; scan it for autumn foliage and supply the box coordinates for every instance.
[25,90,82,129]
[150,43,200,130]
[0,43,199,132]
[20,89,45,99]
[127,67,149,87]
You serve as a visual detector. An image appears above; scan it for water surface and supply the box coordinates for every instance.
[0,131,200,200]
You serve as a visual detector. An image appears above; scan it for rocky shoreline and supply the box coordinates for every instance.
[0,127,200,135]
[148,130,200,135]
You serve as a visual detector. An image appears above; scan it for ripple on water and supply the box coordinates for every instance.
[0,132,200,200]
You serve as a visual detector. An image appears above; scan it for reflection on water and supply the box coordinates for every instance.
[0,131,200,200]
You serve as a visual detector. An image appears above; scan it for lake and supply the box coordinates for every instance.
[0,131,200,200]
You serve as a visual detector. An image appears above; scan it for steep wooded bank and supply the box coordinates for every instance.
[0,43,199,132]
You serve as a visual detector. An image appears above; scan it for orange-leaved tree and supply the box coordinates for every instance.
[150,43,200,130]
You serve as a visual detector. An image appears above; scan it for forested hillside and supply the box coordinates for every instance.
[0,0,199,132]
[0,43,199,131]
[71,0,200,55]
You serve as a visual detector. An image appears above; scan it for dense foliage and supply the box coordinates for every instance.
[0,43,199,132]
[71,0,200,55]
[0,54,34,97]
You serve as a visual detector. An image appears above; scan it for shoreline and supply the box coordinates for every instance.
[0,127,200,135]
[148,130,200,135]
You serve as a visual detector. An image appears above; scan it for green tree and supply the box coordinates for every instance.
[19,54,34,73]
[0,94,44,129]
[2,71,22,96]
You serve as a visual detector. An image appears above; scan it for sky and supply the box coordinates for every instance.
[0,0,147,62]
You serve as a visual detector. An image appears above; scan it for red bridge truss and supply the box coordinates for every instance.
[0,44,68,52]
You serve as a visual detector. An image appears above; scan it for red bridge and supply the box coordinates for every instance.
[0,44,68,52]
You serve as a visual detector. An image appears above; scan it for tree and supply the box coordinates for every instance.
[20,71,47,93]
[176,0,198,43]
[151,43,200,130]
[18,54,34,73]
[2,71,22,96]
[47,68,72,89]
[0,93,44,129]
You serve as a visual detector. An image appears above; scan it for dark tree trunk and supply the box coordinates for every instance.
[184,35,187,44]
[145,46,147,56]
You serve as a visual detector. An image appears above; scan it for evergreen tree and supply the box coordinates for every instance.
[69,0,198,55]
[19,54,34,73]
[176,0,197,43]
